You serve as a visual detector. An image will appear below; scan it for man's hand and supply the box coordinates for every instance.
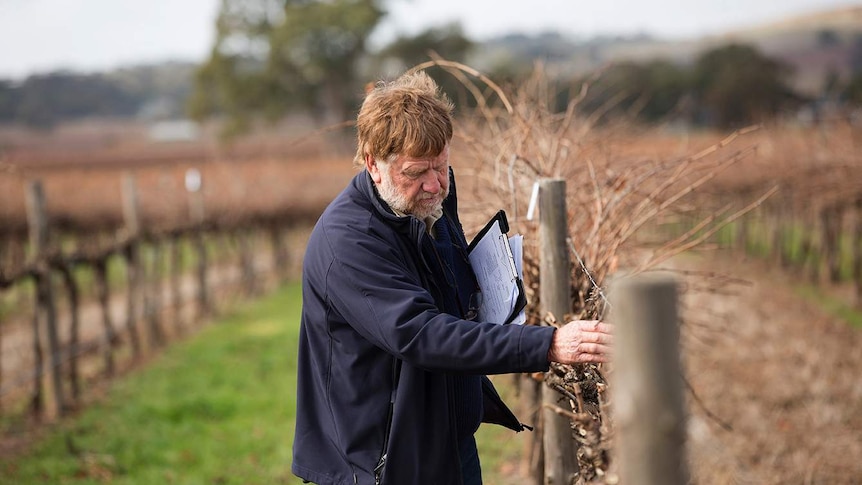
[547,320,613,364]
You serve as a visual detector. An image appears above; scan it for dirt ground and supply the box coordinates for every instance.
[676,250,862,484]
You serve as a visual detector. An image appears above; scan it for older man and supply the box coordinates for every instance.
[292,71,612,485]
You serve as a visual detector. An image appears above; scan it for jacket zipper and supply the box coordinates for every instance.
[374,358,400,484]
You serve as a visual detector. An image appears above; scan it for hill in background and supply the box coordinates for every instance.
[475,6,862,96]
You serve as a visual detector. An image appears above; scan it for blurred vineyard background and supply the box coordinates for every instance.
[2,1,862,483]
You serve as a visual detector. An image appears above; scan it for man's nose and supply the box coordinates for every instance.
[421,173,442,193]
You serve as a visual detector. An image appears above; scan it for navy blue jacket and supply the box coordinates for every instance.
[292,169,556,485]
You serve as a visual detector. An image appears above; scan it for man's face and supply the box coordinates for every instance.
[367,146,450,220]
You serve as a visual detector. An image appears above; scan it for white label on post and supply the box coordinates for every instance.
[185,168,202,193]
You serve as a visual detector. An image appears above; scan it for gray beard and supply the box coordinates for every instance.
[376,171,447,221]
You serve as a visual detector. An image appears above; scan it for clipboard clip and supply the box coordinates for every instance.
[468,210,509,253]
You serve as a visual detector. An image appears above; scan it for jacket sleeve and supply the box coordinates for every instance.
[318,218,555,375]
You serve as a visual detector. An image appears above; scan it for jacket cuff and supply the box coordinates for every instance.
[518,325,556,372]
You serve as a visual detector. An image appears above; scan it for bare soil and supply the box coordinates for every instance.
[677,250,862,484]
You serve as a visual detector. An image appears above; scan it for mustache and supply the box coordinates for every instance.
[421,187,448,199]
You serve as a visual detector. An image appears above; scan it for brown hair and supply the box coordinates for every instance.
[353,71,454,168]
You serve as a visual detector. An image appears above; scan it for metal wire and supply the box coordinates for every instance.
[567,238,612,319]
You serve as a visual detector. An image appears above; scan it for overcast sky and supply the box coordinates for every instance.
[0,0,859,80]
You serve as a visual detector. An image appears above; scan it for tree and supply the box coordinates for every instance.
[571,60,689,124]
[692,44,800,128]
[189,0,385,137]
[376,23,472,73]
[576,62,649,121]
[375,23,474,108]
[269,0,384,120]
[0,80,17,122]
[0,72,140,128]
[187,0,284,135]
[817,29,841,48]
[641,60,691,122]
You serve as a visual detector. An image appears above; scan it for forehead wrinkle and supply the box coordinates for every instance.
[399,150,448,171]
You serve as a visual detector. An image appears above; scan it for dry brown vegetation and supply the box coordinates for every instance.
[0,122,356,238]
[443,64,768,482]
[436,63,862,483]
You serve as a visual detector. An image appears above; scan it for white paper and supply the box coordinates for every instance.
[468,220,524,325]
[508,234,526,325]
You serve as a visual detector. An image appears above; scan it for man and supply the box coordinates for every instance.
[292,71,612,485]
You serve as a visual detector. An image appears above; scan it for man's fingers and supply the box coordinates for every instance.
[577,354,609,363]
[549,320,615,365]
[581,330,614,345]
[552,342,612,365]
[577,320,613,334]
[579,342,611,356]
[575,345,611,363]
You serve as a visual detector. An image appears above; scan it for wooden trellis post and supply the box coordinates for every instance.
[238,230,257,296]
[186,168,210,319]
[26,180,66,417]
[853,197,862,307]
[145,240,165,347]
[821,205,842,283]
[270,224,289,282]
[538,178,579,484]
[611,275,688,485]
[122,173,142,357]
[169,234,184,334]
[58,264,81,403]
[94,259,116,376]
[521,372,544,485]
[194,231,210,319]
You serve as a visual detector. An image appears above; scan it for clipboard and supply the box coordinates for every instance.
[467,210,528,325]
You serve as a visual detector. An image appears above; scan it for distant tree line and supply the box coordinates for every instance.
[3,0,862,132]
[566,44,808,129]
[566,33,862,129]
[0,63,196,129]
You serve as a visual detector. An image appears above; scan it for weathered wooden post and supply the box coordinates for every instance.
[26,180,66,417]
[238,229,258,296]
[520,374,544,485]
[93,259,116,376]
[186,168,210,319]
[611,274,688,485]
[145,240,165,347]
[58,263,81,403]
[122,173,142,357]
[169,234,184,334]
[853,197,862,308]
[0,240,4,412]
[270,223,289,283]
[822,205,842,283]
[539,178,578,484]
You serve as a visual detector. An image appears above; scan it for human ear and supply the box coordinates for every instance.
[365,154,383,184]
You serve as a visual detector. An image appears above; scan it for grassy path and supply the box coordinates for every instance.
[2,283,304,484]
[1,282,524,484]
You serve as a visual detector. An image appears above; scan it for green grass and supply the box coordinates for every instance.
[1,281,525,484]
[1,282,304,485]
[794,284,862,328]
[475,376,529,482]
